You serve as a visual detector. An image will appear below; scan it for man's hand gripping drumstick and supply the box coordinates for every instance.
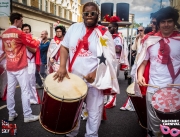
[53,46,70,82]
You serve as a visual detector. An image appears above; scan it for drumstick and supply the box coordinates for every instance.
[144,84,159,88]
[167,84,180,87]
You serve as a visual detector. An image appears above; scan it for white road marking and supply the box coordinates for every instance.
[0,105,7,110]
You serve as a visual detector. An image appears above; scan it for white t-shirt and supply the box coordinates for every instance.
[61,22,98,78]
[145,38,180,93]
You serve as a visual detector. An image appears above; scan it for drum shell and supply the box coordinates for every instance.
[154,109,180,121]
[128,94,147,128]
[40,90,85,134]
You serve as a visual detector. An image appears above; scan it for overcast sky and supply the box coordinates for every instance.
[100,0,170,26]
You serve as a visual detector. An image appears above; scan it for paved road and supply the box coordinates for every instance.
[0,71,147,137]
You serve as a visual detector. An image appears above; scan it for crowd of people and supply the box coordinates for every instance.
[0,2,180,137]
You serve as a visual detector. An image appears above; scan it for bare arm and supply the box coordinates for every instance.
[137,60,148,86]
[53,45,70,82]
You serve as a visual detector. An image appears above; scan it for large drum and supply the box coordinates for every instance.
[126,82,147,129]
[39,73,88,134]
[152,87,180,120]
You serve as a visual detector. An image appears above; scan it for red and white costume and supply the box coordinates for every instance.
[134,31,180,137]
[0,36,7,100]
[47,36,62,73]
[105,33,123,108]
[2,26,40,117]
[26,48,40,104]
[62,23,120,137]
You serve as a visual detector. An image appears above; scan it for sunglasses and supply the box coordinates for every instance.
[108,26,113,29]
[138,30,143,32]
[83,11,97,17]
[160,124,180,137]
[150,21,157,25]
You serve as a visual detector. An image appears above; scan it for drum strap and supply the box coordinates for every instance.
[159,39,180,83]
[68,27,95,72]
[27,54,35,61]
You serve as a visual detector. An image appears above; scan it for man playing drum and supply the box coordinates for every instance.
[54,2,120,137]
[2,13,40,123]
[135,7,180,137]
[47,25,66,73]
[21,23,41,105]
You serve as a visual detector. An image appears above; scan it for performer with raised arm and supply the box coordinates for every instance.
[135,7,180,137]
[54,2,120,137]
[47,25,66,73]
[2,13,40,123]
[21,23,41,105]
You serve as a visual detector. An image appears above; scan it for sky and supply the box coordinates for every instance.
[100,0,170,27]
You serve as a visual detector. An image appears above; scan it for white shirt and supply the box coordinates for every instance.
[61,22,98,78]
[145,38,180,93]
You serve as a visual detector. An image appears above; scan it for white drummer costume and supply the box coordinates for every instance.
[26,48,40,104]
[134,31,180,137]
[105,33,123,108]
[62,22,120,137]
[47,36,62,73]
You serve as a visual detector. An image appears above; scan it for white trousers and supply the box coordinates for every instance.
[27,63,39,104]
[146,92,163,137]
[67,87,104,137]
[7,67,32,117]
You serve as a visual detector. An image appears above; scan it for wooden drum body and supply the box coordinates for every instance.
[126,83,147,129]
[39,73,87,134]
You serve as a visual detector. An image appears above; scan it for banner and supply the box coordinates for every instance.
[0,0,11,17]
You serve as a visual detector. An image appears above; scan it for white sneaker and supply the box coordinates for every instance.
[9,113,18,121]
[24,115,39,123]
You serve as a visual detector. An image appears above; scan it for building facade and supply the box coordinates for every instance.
[11,0,82,38]
[169,0,180,24]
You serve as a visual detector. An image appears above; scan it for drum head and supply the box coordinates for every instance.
[126,82,135,95]
[44,73,88,101]
[152,87,180,113]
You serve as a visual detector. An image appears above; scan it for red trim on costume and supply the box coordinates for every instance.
[105,95,116,108]
[68,27,95,72]
[27,54,35,61]
[139,60,150,95]
[36,90,41,104]
[97,25,107,36]
[122,97,130,107]
[54,36,61,44]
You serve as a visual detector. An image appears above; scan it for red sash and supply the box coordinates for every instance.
[68,28,95,72]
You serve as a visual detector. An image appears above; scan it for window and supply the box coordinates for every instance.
[39,0,42,10]
[45,0,48,12]
[54,4,56,15]
[22,0,27,5]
